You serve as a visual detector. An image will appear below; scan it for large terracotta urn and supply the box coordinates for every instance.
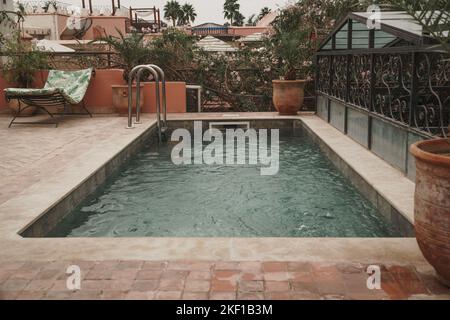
[272,80,306,115]
[410,138,450,286]
[111,84,144,116]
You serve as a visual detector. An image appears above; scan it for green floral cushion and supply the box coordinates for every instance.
[4,68,93,105]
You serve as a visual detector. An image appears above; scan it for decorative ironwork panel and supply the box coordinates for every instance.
[413,53,450,137]
[373,53,412,125]
[316,49,450,137]
[317,55,331,95]
[348,54,371,110]
[330,55,347,101]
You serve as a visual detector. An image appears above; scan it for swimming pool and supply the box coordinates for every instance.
[48,121,399,238]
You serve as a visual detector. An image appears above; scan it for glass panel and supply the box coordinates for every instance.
[335,22,348,49]
[352,21,369,48]
[374,30,397,48]
[322,40,332,50]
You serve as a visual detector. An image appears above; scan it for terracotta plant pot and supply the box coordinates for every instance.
[272,80,306,115]
[111,84,144,116]
[410,139,450,287]
[8,99,37,117]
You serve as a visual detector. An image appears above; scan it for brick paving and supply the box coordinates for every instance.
[0,260,449,300]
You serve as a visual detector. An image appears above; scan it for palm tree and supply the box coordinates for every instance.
[233,12,245,26]
[246,14,257,26]
[258,7,271,20]
[390,0,449,52]
[180,3,197,26]
[223,0,240,26]
[93,29,149,81]
[164,0,182,27]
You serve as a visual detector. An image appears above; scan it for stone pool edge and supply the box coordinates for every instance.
[0,113,424,264]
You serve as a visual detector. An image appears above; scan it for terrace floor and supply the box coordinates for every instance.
[0,113,449,300]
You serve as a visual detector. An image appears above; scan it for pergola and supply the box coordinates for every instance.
[80,0,121,15]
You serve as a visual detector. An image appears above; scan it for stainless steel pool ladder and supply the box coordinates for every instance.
[127,64,168,142]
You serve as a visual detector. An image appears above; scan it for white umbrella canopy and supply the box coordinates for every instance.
[35,39,76,53]
[239,33,265,43]
[196,36,238,53]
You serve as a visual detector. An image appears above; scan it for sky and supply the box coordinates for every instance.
[61,0,293,24]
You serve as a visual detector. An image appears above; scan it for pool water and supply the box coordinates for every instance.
[50,127,399,237]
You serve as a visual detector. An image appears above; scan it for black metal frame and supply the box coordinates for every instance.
[315,13,449,138]
[6,93,92,128]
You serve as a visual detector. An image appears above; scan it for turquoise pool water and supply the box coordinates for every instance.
[50,127,399,237]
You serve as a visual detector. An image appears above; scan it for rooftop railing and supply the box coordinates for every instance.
[316,46,450,138]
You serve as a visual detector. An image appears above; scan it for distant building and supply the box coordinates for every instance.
[0,0,17,38]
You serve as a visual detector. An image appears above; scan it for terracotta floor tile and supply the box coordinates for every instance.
[237,292,264,300]
[211,280,236,292]
[182,292,209,300]
[24,279,55,291]
[262,262,288,273]
[124,291,151,300]
[238,280,264,292]
[154,291,182,300]
[1,279,30,291]
[142,261,167,270]
[136,270,163,280]
[111,269,139,280]
[287,262,312,272]
[16,290,46,300]
[101,290,126,300]
[264,292,292,300]
[187,271,211,280]
[161,270,189,281]
[241,272,264,281]
[213,270,240,284]
[263,272,290,281]
[132,280,158,292]
[290,280,318,294]
[184,280,210,292]
[239,262,262,271]
[265,281,290,292]
[159,279,185,291]
[209,292,236,300]
[117,261,143,270]
[214,262,240,270]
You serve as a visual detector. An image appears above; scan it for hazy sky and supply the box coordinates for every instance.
[62,0,293,24]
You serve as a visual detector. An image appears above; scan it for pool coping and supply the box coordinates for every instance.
[0,113,425,265]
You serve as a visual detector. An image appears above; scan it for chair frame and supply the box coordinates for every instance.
[6,92,92,128]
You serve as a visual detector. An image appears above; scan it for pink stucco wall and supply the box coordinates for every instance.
[228,26,273,37]
[143,82,187,114]
[0,69,186,114]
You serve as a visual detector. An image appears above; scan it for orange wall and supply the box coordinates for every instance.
[229,27,273,37]
[0,69,186,114]
[143,82,187,114]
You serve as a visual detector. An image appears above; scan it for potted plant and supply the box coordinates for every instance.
[1,34,48,116]
[411,139,450,286]
[94,29,149,115]
[268,6,314,115]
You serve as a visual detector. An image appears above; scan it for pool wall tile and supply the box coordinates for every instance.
[371,117,407,171]
[347,108,369,148]
[316,96,328,121]
[329,101,345,132]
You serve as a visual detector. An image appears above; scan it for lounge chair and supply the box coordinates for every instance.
[4,68,93,127]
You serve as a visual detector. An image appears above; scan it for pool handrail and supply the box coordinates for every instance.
[127,65,165,142]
